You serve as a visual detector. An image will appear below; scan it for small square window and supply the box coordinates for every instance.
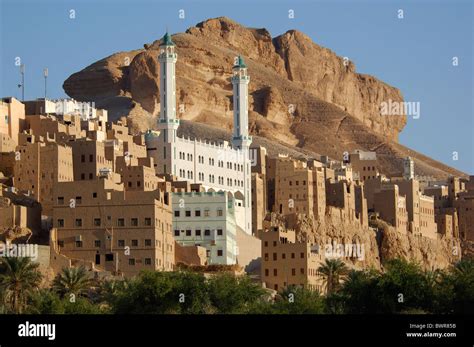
[131,218,138,226]
[145,239,152,246]
[131,239,138,247]
[195,229,201,236]
[204,229,211,236]
[118,240,125,247]
[117,218,125,227]
[174,230,180,236]
[75,219,82,227]
[195,210,201,217]
[144,218,152,226]
[94,240,101,248]
[217,229,223,236]
[174,210,180,217]
[185,210,191,217]
[217,249,223,256]
[145,258,152,265]
[129,258,135,266]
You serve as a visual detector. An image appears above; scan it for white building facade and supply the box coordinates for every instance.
[146,33,253,234]
[172,191,245,265]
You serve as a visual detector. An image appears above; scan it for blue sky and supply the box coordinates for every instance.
[0,0,472,173]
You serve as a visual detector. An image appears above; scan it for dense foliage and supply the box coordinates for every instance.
[0,256,472,314]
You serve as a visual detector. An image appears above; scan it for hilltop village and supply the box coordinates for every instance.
[1,34,473,292]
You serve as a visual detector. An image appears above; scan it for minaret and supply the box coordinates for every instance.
[231,56,253,234]
[231,56,252,150]
[403,156,414,180]
[157,32,179,143]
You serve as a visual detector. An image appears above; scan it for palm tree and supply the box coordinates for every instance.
[0,256,42,314]
[52,266,91,298]
[318,259,349,295]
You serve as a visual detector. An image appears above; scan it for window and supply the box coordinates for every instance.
[174,230,180,236]
[292,268,296,276]
[174,210,180,217]
[57,219,64,228]
[145,239,152,246]
[94,218,101,226]
[57,240,64,248]
[195,210,201,217]
[204,210,210,217]
[75,196,82,205]
[92,192,97,198]
[217,250,223,257]
[300,252,305,259]
[144,218,152,226]
[145,258,152,265]
[89,154,93,162]
[81,155,85,163]
[94,240,101,248]
[129,259,135,266]
[131,218,138,226]
[117,218,125,227]
[57,197,64,205]
[195,229,201,236]
[273,253,277,261]
[185,210,191,217]
[265,269,269,276]
[264,253,269,261]
[186,230,192,236]
[217,229,223,236]
[264,241,268,247]
[300,268,305,275]
[291,253,295,259]
[75,219,82,227]
[105,254,114,262]
[118,240,125,247]
[282,253,286,259]
[217,209,223,217]
[204,229,211,236]
[273,269,278,276]
[75,241,83,248]
[131,240,138,247]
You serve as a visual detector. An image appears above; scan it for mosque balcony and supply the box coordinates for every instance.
[232,135,252,141]
[158,118,180,124]
[159,53,178,59]
[231,75,250,82]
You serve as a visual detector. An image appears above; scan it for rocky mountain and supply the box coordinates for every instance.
[63,17,466,179]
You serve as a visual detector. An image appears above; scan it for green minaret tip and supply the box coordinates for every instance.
[234,55,247,68]
[161,32,175,46]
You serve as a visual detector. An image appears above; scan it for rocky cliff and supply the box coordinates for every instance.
[63,17,465,179]
[268,212,461,271]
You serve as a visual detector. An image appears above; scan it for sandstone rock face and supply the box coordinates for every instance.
[63,17,465,179]
[270,212,460,271]
[273,30,405,141]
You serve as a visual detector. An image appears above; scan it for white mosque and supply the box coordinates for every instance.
[145,32,253,234]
